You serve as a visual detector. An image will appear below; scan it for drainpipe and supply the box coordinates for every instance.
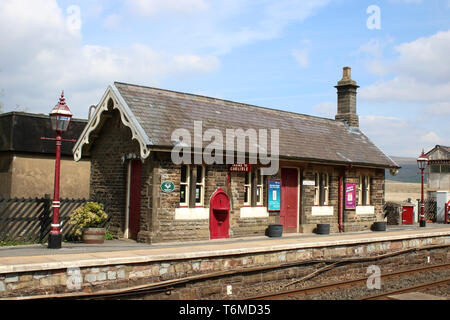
[338,169,344,232]
[338,164,352,232]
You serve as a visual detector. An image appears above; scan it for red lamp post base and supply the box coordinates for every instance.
[48,233,62,249]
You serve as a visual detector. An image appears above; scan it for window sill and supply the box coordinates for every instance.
[311,206,334,216]
[175,207,209,220]
[356,206,375,215]
[240,207,269,218]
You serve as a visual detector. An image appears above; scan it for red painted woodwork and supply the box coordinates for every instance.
[209,188,230,239]
[280,168,298,231]
[128,160,142,239]
[402,206,414,225]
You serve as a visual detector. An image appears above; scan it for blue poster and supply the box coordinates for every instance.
[268,179,281,211]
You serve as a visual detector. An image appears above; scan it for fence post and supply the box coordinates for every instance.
[39,194,52,242]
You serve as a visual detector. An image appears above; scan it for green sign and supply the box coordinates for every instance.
[161,181,175,193]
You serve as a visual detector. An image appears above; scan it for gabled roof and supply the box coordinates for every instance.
[74,82,399,169]
[0,112,87,156]
[425,145,450,162]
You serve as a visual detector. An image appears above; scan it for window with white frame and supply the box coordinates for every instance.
[195,165,205,207]
[179,165,205,207]
[256,168,263,206]
[359,176,370,206]
[244,171,251,206]
[314,172,329,206]
[180,165,189,206]
[244,168,264,207]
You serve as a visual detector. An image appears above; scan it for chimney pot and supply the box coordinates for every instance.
[342,66,351,80]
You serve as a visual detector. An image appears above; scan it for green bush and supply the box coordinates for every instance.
[104,230,115,240]
[68,202,108,239]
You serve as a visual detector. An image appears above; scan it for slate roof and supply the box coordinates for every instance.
[0,112,87,156]
[425,145,450,163]
[113,82,399,168]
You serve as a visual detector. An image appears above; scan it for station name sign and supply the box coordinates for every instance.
[229,163,252,172]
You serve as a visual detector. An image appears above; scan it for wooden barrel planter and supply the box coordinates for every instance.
[82,228,106,244]
[372,222,386,232]
[267,224,283,237]
[316,223,330,235]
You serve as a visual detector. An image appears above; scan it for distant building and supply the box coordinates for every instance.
[426,145,450,195]
[0,112,90,199]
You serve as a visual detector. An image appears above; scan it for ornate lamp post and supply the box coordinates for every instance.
[417,149,428,228]
[42,91,74,248]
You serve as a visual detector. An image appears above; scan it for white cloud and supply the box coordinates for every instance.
[360,115,428,156]
[360,30,450,104]
[103,14,122,30]
[125,0,330,55]
[360,77,450,102]
[394,30,450,83]
[420,132,444,144]
[311,102,335,118]
[0,0,220,118]
[426,102,450,116]
[292,39,312,68]
[292,48,309,68]
[0,0,331,118]
[389,0,423,3]
[359,114,450,157]
[125,0,209,17]
[357,31,450,156]
[355,37,394,76]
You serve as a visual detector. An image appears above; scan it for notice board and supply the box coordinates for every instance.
[345,183,356,209]
[268,179,281,211]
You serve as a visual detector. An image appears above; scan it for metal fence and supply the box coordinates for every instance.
[0,195,110,243]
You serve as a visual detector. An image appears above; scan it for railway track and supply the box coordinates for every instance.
[244,263,450,300]
[360,277,450,300]
[5,244,449,300]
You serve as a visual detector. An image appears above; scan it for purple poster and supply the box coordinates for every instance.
[345,183,356,209]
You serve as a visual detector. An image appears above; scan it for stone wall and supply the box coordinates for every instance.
[1,235,448,298]
[87,108,386,243]
[0,152,90,199]
[149,160,269,242]
[300,164,384,233]
[342,167,384,232]
[89,108,143,238]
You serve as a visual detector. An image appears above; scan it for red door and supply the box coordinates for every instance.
[128,160,142,239]
[402,206,413,225]
[281,168,298,232]
[210,188,230,239]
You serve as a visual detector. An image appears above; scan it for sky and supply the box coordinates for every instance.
[0,0,449,158]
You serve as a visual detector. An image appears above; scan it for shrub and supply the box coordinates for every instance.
[69,202,108,239]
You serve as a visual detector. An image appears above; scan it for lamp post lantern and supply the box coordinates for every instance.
[46,91,73,248]
[417,149,428,228]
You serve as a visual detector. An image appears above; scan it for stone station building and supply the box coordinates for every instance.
[73,67,399,243]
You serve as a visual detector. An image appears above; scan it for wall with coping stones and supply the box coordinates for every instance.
[0,235,448,298]
[149,160,269,243]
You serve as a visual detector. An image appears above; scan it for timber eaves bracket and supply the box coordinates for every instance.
[73,84,151,161]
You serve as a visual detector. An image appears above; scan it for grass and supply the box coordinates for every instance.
[0,240,38,247]
[385,180,422,203]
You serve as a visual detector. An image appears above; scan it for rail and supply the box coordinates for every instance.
[244,263,450,300]
[360,277,450,300]
[4,243,449,300]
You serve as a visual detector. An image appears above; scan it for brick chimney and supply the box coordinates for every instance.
[335,66,359,127]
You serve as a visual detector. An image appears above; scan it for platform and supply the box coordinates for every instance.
[1,223,449,274]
